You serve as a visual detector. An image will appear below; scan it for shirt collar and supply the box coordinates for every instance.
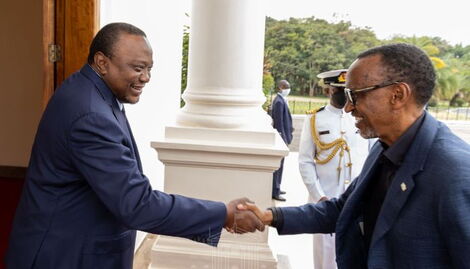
[382,112,426,166]
[116,99,124,111]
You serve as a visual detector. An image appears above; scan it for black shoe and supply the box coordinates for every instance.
[280,190,286,195]
[272,195,286,202]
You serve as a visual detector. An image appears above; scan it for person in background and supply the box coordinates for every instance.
[270,80,294,202]
[6,22,263,269]
[298,69,373,269]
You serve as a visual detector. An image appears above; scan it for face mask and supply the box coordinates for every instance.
[332,89,346,108]
[280,88,291,97]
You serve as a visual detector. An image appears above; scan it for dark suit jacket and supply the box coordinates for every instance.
[6,65,226,269]
[277,112,470,268]
[271,94,293,144]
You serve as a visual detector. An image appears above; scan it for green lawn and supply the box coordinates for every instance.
[288,99,328,114]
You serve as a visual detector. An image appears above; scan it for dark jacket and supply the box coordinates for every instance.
[271,93,293,144]
[278,112,470,268]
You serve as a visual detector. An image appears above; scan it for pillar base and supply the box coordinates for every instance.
[151,236,277,269]
[150,125,288,268]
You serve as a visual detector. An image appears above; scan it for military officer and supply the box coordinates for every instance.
[298,69,374,269]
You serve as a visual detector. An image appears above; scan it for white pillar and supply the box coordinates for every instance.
[151,0,288,268]
[177,0,273,132]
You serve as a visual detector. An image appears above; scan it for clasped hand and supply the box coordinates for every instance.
[224,198,272,234]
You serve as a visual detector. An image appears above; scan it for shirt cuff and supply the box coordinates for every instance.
[268,207,284,230]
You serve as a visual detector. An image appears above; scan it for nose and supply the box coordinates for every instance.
[140,69,151,83]
[344,99,354,113]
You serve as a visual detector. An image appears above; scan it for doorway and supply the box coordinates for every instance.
[42,0,99,108]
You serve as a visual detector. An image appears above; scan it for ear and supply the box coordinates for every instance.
[93,52,109,76]
[390,82,412,108]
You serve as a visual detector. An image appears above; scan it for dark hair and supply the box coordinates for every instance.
[87,22,146,64]
[277,80,290,90]
[357,43,436,106]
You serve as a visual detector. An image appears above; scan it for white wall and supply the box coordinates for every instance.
[100,0,189,248]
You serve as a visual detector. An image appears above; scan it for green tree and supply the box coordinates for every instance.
[180,15,470,104]
[435,56,470,102]
[180,20,190,107]
[265,17,380,96]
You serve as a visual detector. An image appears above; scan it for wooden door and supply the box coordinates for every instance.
[42,0,99,109]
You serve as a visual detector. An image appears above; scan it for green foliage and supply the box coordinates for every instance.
[263,73,275,96]
[180,23,190,108]
[264,17,381,96]
[287,99,328,114]
[181,25,190,95]
[434,55,470,101]
[180,15,470,105]
[264,19,470,102]
[262,73,275,110]
[384,36,470,102]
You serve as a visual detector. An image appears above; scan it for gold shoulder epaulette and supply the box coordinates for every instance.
[306,106,325,115]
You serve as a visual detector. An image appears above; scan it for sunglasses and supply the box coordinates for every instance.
[344,82,399,106]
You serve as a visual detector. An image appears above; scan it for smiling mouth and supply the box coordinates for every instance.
[131,85,144,93]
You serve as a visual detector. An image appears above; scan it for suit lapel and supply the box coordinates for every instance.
[336,143,382,237]
[114,107,143,173]
[80,64,143,173]
[369,112,439,248]
[122,111,143,173]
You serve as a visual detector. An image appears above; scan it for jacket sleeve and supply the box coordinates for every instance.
[272,99,288,143]
[67,112,226,246]
[298,115,326,201]
[277,178,356,235]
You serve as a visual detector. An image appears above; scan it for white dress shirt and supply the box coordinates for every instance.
[298,104,373,202]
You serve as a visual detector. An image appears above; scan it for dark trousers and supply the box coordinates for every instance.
[272,157,285,197]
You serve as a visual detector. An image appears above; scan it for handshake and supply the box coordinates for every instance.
[223,198,273,234]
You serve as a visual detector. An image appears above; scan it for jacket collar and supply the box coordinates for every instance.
[80,64,123,124]
[336,142,383,235]
[80,64,120,111]
[335,141,382,261]
[276,92,288,102]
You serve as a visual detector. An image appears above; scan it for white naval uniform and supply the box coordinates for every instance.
[298,104,373,269]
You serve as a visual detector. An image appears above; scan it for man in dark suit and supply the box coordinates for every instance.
[270,80,293,201]
[5,23,263,269]
[242,43,470,268]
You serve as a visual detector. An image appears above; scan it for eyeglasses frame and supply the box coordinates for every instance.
[344,81,400,106]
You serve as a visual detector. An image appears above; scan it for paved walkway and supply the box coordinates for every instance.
[269,151,312,269]
[270,118,470,268]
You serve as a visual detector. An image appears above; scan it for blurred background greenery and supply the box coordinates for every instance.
[180,16,470,115]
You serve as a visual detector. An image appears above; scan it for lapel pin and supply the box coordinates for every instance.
[401,182,407,192]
